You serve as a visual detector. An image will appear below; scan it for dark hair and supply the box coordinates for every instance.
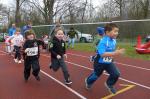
[104,23,118,33]
[25,30,36,39]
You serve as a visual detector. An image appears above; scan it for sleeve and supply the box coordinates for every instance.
[63,41,66,54]
[8,29,12,36]
[50,41,58,57]
[75,31,79,38]
[97,41,107,55]
[37,39,45,48]
[67,31,70,36]
[23,41,27,50]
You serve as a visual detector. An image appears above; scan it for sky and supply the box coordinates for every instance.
[0,0,106,7]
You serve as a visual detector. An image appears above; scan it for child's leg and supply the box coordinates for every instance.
[14,46,18,59]
[59,58,70,81]
[86,62,104,86]
[24,59,31,80]
[105,63,120,87]
[17,47,21,61]
[32,59,40,77]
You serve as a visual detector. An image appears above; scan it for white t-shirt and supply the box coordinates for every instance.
[12,34,24,46]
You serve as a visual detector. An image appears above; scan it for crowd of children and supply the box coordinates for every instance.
[4,22,125,94]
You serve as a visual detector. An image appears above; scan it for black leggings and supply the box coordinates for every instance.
[14,46,21,60]
[24,58,40,79]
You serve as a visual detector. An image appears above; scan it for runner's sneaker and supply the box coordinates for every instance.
[89,56,95,62]
[35,76,40,81]
[65,78,72,85]
[18,60,22,64]
[24,78,28,83]
[14,59,18,63]
[85,78,92,90]
[105,82,117,94]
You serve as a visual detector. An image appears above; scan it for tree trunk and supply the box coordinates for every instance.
[15,0,21,26]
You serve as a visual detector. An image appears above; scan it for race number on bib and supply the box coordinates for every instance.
[27,47,38,56]
[103,57,113,63]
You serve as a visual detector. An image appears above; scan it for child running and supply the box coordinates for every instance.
[11,28,24,63]
[85,23,125,94]
[23,30,44,82]
[49,28,72,85]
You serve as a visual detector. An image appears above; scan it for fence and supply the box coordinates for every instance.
[32,19,150,44]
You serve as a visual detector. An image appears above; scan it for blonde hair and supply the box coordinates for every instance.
[15,28,21,34]
[54,28,64,35]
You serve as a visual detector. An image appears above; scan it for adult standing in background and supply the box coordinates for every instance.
[22,21,32,37]
[67,27,78,48]
[8,23,16,36]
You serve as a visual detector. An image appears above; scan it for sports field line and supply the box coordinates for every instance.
[67,53,150,71]
[40,70,87,99]
[0,50,149,90]
[0,50,87,99]
[41,54,150,90]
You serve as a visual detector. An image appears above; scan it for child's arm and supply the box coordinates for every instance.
[49,42,59,58]
[97,42,125,57]
[37,39,45,48]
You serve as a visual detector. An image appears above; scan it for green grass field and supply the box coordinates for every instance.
[72,43,150,60]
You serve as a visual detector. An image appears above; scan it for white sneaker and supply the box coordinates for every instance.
[18,60,22,64]
[14,59,18,63]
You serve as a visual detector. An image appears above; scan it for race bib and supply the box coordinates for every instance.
[103,57,113,63]
[26,47,38,56]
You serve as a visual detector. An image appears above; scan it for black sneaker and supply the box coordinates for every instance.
[105,83,117,94]
[85,78,92,90]
[24,78,28,83]
[35,76,40,81]
[65,79,72,85]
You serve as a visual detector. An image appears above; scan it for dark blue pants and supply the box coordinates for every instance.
[87,57,120,87]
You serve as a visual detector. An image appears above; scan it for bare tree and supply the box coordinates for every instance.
[15,0,26,25]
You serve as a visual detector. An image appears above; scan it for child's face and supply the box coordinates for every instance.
[107,27,119,39]
[27,34,35,40]
[15,31,20,35]
[55,30,64,40]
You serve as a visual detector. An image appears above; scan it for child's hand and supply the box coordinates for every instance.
[57,55,61,59]
[115,48,125,55]
[25,48,29,53]
[64,54,67,59]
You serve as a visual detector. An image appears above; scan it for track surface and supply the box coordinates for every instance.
[0,44,150,99]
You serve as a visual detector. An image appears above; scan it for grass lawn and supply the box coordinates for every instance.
[72,43,150,60]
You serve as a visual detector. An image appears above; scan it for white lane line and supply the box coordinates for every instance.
[67,53,150,71]
[41,54,150,90]
[1,50,150,90]
[0,50,87,99]
[40,70,87,99]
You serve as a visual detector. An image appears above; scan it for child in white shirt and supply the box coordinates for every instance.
[12,28,24,63]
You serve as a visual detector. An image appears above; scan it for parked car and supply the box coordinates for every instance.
[65,30,93,43]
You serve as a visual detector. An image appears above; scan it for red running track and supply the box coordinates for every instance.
[0,44,150,99]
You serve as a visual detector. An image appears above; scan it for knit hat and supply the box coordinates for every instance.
[97,27,105,35]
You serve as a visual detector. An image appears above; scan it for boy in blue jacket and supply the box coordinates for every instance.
[85,23,125,94]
